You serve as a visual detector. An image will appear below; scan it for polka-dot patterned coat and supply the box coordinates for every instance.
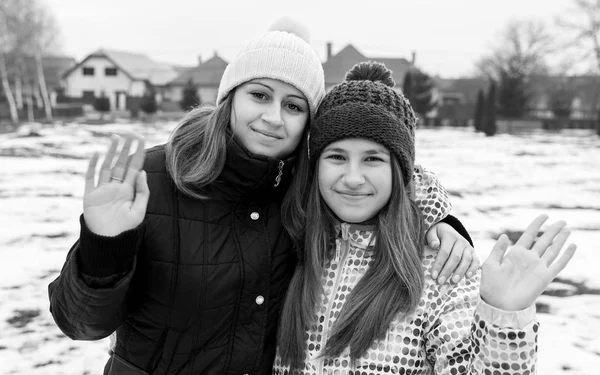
[273,168,538,374]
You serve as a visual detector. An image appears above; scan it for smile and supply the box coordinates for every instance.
[337,191,371,198]
[252,128,282,139]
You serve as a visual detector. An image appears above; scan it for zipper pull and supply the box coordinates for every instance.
[334,222,351,263]
[340,222,350,241]
[273,160,284,187]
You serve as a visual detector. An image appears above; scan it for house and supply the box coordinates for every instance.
[323,43,414,91]
[61,49,179,111]
[165,52,228,104]
[164,43,416,106]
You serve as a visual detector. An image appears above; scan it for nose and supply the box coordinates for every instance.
[342,162,365,187]
[262,102,284,127]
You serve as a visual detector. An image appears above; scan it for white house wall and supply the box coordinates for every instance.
[64,57,135,97]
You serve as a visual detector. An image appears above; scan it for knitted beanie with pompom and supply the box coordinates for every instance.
[216,16,325,116]
[309,61,417,185]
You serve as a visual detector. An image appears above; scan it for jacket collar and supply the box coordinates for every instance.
[215,133,296,201]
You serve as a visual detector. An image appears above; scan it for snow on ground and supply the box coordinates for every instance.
[0,122,599,374]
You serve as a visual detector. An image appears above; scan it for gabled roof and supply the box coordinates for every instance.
[63,49,179,85]
[323,44,412,87]
[169,53,228,86]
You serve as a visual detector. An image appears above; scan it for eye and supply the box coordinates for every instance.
[285,102,304,113]
[365,156,385,162]
[250,91,268,100]
[325,154,345,161]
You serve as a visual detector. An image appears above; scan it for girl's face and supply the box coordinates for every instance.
[230,78,309,159]
[318,138,393,223]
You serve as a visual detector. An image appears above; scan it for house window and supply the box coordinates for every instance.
[82,67,95,76]
[105,67,117,76]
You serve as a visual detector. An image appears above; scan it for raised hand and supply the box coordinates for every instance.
[480,215,577,311]
[83,134,149,237]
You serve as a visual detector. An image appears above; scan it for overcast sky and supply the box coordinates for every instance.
[44,0,575,78]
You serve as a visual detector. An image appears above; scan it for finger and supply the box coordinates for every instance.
[450,244,473,283]
[487,234,510,264]
[85,152,99,194]
[515,214,549,249]
[124,137,146,186]
[437,241,462,285]
[131,171,150,214]
[532,220,567,256]
[541,227,571,266]
[425,225,441,250]
[430,238,452,281]
[111,136,134,182]
[466,248,480,278]
[548,244,577,278]
[99,136,120,185]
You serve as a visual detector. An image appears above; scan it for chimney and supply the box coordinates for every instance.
[198,55,202,66]
[411,51,416,65]
[326,42,332,61]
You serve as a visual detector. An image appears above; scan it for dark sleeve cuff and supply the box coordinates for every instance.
[77,214,145,277]
[440,214,473,247]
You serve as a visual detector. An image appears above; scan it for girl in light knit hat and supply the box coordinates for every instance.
[50,20,474,374]
[274,62,576,374]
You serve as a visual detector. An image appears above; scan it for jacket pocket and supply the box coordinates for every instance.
[107,353,149,375]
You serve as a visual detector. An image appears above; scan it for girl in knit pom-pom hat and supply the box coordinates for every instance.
[274,62,576,374]
[50,18,475,374]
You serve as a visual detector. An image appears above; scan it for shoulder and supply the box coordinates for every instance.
[143,145,167,174]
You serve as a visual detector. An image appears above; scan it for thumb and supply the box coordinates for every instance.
[131,170,150,214]
[426,225,441,250]
[487,234,510,264]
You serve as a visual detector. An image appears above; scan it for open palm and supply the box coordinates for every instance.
[83,134,149,237]
[480,215,577,311]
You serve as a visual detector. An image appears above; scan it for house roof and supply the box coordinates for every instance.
[169,53,228,86]
[63,49,179,86]
[323,44,413,87]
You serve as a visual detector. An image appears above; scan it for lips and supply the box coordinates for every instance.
[252,128,282,139]
[336,190,371,197]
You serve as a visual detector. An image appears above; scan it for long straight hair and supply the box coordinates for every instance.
[165,95,234,199]
[278,156,425,367]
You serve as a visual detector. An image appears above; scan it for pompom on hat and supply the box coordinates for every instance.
[309,61,418,185]
[216,17,325,116]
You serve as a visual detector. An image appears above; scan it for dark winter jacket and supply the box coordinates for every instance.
[48,139,298,375]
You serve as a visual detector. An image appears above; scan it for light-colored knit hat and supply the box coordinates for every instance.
[216,17,325,116]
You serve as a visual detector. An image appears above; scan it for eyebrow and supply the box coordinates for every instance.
[323,147,389,155]
[248,81,307,102]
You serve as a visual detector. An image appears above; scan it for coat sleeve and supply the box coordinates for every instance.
[47,215,145,341]
[413,165,452,231]
[424,270,538,374]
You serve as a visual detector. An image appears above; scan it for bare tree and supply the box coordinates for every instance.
[476,19,555,118]
[0,0,60,124]
[557,0,600,74]
[0,0,20,124]
[476,19,554,79]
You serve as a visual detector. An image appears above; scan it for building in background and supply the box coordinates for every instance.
[61,49,179,111]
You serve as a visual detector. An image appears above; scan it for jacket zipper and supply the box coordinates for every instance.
[317,223,351,373]
[273,160,284,187]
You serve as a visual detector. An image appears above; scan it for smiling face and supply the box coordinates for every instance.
[318,138,393,223]
[230,78,309,159]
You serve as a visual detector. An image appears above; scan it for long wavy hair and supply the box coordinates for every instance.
[278,152,425,368]
[165,95,234,199]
